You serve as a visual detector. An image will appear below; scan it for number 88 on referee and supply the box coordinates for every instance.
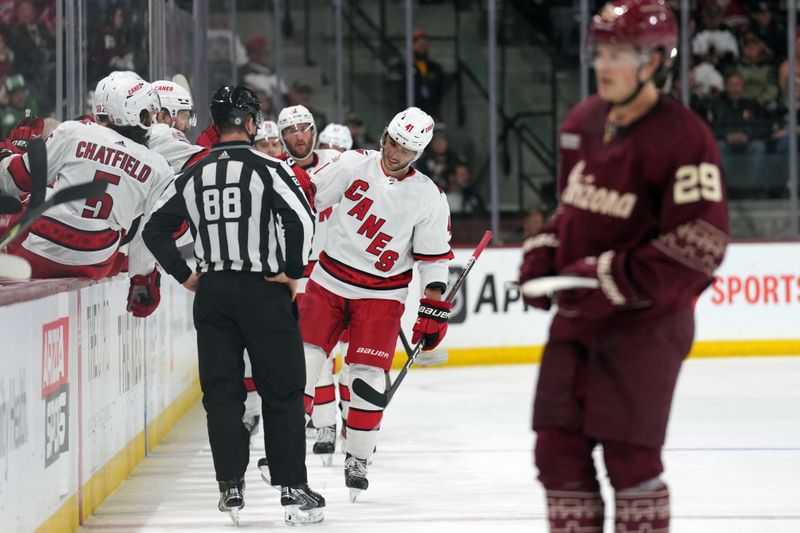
[143,85,325,525]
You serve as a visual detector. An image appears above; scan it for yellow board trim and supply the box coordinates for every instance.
[388,339,800,369]
[35,379,201,533]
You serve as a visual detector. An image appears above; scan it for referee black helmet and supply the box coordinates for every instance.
[211,85,263,128]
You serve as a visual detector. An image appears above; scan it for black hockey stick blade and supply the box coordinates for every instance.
[26,138,47,209]
[0,195,22,214]
[352,230,495,409]
[0,181,108,250]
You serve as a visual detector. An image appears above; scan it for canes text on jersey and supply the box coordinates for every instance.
[75,141,152,183]
[343,179,398,272]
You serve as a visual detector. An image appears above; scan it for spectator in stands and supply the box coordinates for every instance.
[345,114,376,150]
[750,1,785,60]
[10,0,54,110]
[522,207,546,239]
[778,31,800,107]
[734,32,778,109]
[0,74,40,137]
[709,73,768,177]
[0,30,13,81]
[89,5,134,82]
[288,81,326,131]
[697,0,748,30]
[692,2,739,70]
[411,28,446,120]
[417,126,460,189]
[243,73,277,121]
[446,161,485,215]
[239,36,286,99]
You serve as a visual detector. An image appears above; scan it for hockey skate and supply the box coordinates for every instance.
[281,483,325,525]
[312,425,336,466]
[305,416,315,438]
[257,457,279,491]
[344,453,369,502]
[218,480,245,526]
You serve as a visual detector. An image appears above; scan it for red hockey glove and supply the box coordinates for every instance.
[127,269,161,317]
[411,298,453,350]
[7,115,44,151]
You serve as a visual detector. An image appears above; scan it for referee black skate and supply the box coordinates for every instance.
[143,85,325,526]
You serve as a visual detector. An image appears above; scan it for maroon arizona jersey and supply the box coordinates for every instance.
[524,95,729,323]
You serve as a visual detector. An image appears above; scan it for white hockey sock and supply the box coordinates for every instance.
[344,364,384,459]
[311,356,336,428]
[303,343,327,416]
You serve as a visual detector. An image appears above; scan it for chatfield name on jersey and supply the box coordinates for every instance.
[75,140,153,183]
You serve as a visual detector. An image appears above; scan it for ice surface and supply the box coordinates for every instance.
[79,357,800,532]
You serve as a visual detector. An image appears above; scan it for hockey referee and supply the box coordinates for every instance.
[142,86,325,525]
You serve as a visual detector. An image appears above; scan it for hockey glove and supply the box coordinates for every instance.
[7,115,44,151]
[127,269,161,317]
[519,236,557,311]
[411,298,453,351]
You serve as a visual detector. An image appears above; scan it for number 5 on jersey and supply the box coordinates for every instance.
[82,170,121,219]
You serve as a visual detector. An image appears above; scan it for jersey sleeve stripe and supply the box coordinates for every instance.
[412,250,455,261]
[8,155,31,192]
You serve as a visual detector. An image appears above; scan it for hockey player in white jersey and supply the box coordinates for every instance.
[301,107,453,500]
[150,80,206,171]
[318,123,353,152]
[253,120,282,157]
[277,104,346,464]
[0,77,174,317]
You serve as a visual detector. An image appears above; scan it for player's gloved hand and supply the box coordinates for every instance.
[7,115,44,151]
[411,298,453,350]
[127,269,161,317]
[519,237,555,311]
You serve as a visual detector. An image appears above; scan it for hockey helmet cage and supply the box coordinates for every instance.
[104,78,160,130]
[589,0,678,70]
[210,85,263,129]
[153,80,196,127]
[319,123,353,151]
[255,120,280,142]
[386,107,434,153]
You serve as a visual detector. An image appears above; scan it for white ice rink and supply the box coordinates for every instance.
[79,357,800,532]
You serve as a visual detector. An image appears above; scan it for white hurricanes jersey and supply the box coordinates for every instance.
[295,148,340,292]
[148,123,205,171]
[310,149,453,301]
[0,120,174,272]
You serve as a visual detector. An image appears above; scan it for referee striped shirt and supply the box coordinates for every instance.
[143,141,314,283]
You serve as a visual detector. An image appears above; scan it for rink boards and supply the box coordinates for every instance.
[0,241,797,531]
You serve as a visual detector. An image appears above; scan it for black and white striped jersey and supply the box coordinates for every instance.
[143,140,314,283]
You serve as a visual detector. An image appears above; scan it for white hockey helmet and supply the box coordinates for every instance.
[255,120,280,142]
[152,80,196,127]
[105,78,160,131]
[278,104,315,131]
[93,71,145,121]
[318,123,353,151]
[386,107,434,153]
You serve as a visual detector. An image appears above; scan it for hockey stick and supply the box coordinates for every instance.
[0,181,108,251]
[0,195,22,214]
[352,230,493,408]
[26,138,47,209]
[504,276,599,298]
[398,329,448,366]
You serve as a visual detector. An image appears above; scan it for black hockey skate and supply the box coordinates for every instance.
[344,453,369,502]
[218,480,245,526]
[257,457,279,491]
[281,483,325,525]
[312,425,336,466]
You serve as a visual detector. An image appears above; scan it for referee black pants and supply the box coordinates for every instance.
[193,272,307,487]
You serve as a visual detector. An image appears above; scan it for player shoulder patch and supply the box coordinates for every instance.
[560,132,580,150]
